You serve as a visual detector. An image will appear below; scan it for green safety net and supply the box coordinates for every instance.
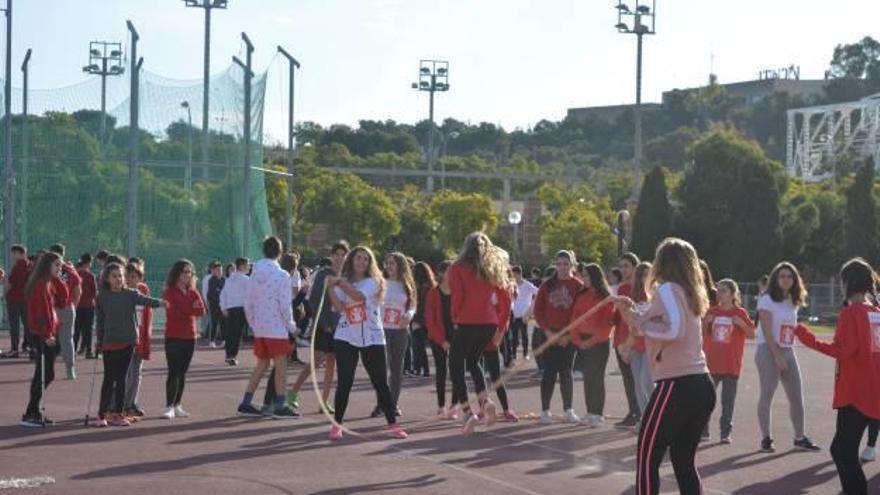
[0,62,273,296]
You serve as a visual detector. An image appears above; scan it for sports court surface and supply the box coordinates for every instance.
[1,340,877,494]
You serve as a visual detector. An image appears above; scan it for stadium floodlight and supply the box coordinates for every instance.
[615,0,656,203]
[82,40,125,149]
[411,59,450,192]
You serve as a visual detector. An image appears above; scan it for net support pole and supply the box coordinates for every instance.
[3,0,13,272]
[126,20,140,257]
[20,48,29,248]
[233,32,254,258]
[277,45,300,250]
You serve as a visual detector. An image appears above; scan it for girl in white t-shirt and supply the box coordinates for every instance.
[755,261,820,453]
[326,246,407,441]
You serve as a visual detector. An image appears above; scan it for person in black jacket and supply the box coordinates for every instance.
[206,261,225,348]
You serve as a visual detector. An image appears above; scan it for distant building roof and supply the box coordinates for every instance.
[566,103,662,123]
[662,78,828,105]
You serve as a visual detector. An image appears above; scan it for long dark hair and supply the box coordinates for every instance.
[165,259,196,290]
[413,261,437,290]
[25,252,61,298]
[342,246,385,300]
[384,252,416,309]
[579,263,610,299]
[100,262,126,291]
[767,261,807,307]
[840,257,877,305]
[632,261,653,303]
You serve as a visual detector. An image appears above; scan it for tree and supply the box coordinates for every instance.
[644,127,699,170]
[845,158,879,264]
[825,36,880,102]
[678,129,784,280]
[428,190,498,255]
[388,186,442,263]
[541,203,616,265]
[631,166,673,260]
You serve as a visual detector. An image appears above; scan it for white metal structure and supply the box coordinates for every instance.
[786,93,880,180]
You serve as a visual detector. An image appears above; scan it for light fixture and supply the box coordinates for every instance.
[90,49,101,57]
[110,50,122,57]
[437,67,447,75]
[420,67,430,74]
[181,101,190,109]
[420,81,430,88]
[615,22,629,31]
[411,82,419,89]
[636,5,651,13]
[616,3,630,12]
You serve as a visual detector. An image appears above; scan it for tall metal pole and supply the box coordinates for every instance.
[277,46,300,250]
[201,6,211,166]
[20,48,29,247]
[185,105,193,190]
[126,20,140,257]
[3,0,13,271]
[100,57,107,147]
[233,32,253,257]
[633,31,644,201]
[427,79,435,193]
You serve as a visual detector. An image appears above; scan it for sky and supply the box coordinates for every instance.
[7,0,880,143]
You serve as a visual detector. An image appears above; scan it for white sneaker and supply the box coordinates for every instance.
[160,407,176,419]
[173,405,190,418]
[581,414,604,428]
[563,409,580,424]
[539,410,553,425]
[861,446,876,462]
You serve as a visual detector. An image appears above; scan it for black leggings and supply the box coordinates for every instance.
[24,340,58,416]
[637,373,715,495]
[449,324,495,410]
[831,406,873,495]
[99,345,134,415]
[333,340,396,425]
[509,318,529,358]
[431,343,450,408]
[165,338,195,407]
[580,340,610,415]
[73,307,95,354]
[411,327,429,375]
[868,420,878,447]
[208,307,224,342]
[616,347,640,418]
[541,342,576,411]
[482,348,509,411]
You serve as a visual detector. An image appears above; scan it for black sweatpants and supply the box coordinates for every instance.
[616,347,640,418]
[431,343,450,408]
[509,317,529,359]
[165,338,195,407]
[637,373,715,495]
[867,420,878,447]
[411,327,429,375]
[224,307,246,359]
[333,340,396,425]
[541,342,576,411]
[580,340,610,416]
[483,348,509,411]
[99,345,134,416]
[73,307,94,354]
[449,325,495,410]
[7,302,28,352]
[208,306,224,342]
[831,406,873,495]
[24,340,58,416]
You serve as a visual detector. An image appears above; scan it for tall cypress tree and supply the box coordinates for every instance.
[631,166,672,260]
[845,157,879,264]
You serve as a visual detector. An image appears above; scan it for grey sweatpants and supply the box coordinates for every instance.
[384,328,409,407]
[58,306,76,369]
[755,344,805,439]
[124,354,144,409]
[711,374,739,436]
[629,350,654,415]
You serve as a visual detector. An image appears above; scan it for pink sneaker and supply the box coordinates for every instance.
[503,410,520,422]
[92,416,108,428]
[387,423,408,439]
[462,413,480,436]
[448,406,460,421]
[109,414,131,427]
[329,424,343,441]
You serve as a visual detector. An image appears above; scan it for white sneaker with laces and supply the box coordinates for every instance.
[563,409,580,424]
[174,405,190,418]
[160,407,176,419]
[861,446,876,462]
[539,410,553,425]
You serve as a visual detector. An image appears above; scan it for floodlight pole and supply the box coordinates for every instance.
[2,0,12,271]
[20,48,29,247]
[126,20,140,257]
[232,32,254,257]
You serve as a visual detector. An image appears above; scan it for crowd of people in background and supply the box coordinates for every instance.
[2,232,880,495]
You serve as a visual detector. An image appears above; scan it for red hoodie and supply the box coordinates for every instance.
[77,268,97,309]
[7,258,31,305]
[702,305,755,376]
[795,301,880,420]
[163,286,206,340]
[425,287,447,346]
[447,262,511,327]
[534,276,583,332]
[613,283,632,346]
[27,279,60,342]
[54,262,81,308]
[135,282,154,360]
[570,288,615,347]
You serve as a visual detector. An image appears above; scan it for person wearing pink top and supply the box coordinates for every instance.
[614,238,714,495]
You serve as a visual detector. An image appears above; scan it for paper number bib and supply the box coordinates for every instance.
[712,317,733,344]
[384,307,403,327]
[344,302,367,325]
[779,321,796,346]
[870,312,880,353]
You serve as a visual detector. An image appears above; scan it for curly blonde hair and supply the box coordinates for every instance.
[455,232,510,289]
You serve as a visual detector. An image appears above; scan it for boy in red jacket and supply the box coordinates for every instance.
[124,262,153,417]
[6,244,31,357]
[22,253,65,427]
[795,258,880,495]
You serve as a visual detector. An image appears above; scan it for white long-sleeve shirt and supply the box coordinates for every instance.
[244,259,295,339]
[220,271,249,311]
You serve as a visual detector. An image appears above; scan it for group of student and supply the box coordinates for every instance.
[7,231,880,494]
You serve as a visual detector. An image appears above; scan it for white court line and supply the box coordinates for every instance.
[0,476,56,490]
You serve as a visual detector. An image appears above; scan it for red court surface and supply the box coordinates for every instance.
[0,339,877,494]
